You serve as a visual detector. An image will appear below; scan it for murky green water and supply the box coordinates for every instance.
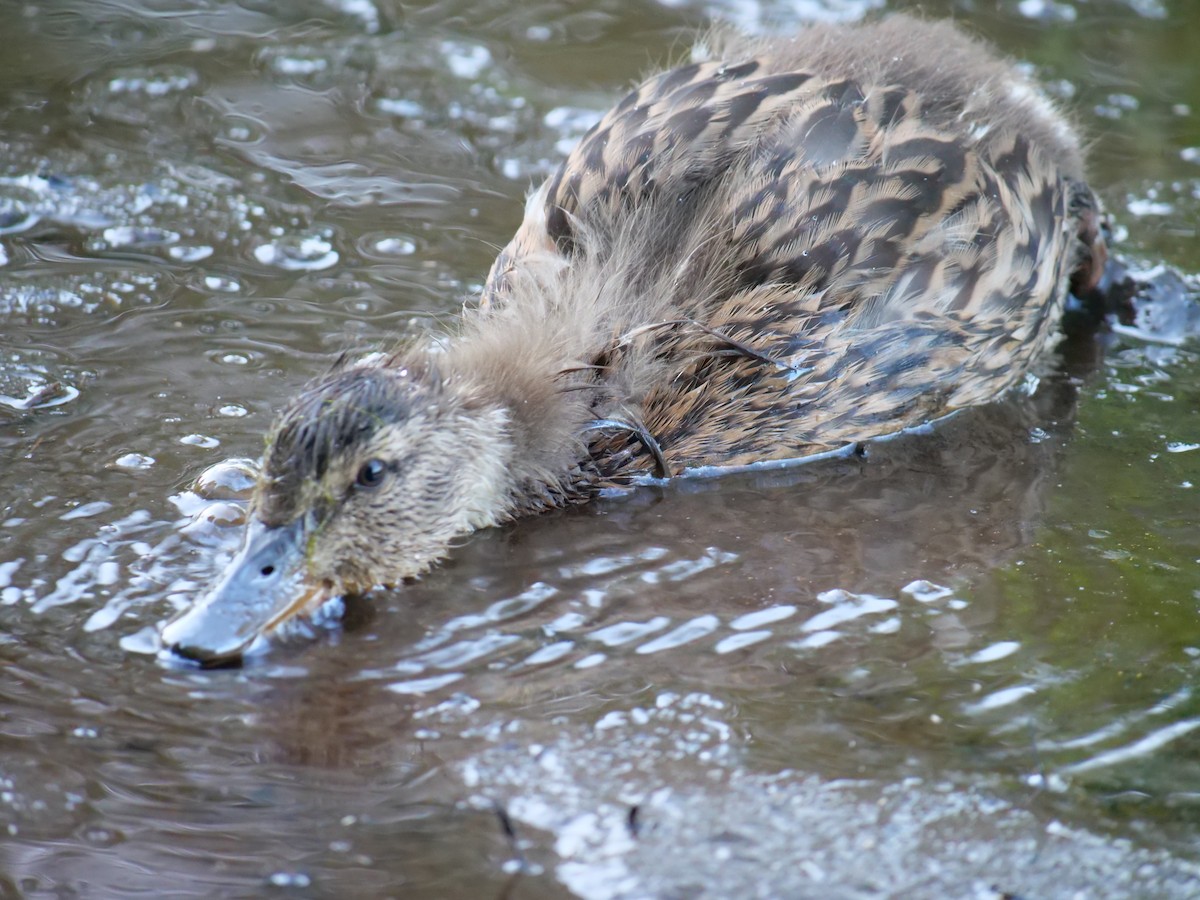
[2,0,1199,896]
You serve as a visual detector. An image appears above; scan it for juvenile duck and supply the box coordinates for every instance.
[163,15,1107,663]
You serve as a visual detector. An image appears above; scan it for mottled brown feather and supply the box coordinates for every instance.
[473,17,1099,490]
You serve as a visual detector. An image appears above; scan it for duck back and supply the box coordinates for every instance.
[472,15,1103,476]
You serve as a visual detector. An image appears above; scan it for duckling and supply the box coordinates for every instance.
[162,15,1107,664]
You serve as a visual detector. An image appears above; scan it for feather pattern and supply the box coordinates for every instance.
[469,17,1102,498]
[167,16,1111,662]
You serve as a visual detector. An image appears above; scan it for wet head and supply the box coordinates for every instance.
[161,362,515,665]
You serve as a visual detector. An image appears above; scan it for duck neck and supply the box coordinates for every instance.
[438,316,602,518]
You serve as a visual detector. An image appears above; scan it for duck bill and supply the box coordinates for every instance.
[161,517,332,666]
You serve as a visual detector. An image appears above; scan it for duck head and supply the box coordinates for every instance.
[161,363,514,665]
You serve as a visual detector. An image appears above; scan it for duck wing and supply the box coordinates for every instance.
[482,18,1101,472]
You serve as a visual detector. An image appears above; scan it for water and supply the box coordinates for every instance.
[2,0,1200,896]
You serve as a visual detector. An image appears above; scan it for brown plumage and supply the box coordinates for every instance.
[162,15,1107,664]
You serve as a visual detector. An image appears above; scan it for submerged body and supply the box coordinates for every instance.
[163,16,1106,664]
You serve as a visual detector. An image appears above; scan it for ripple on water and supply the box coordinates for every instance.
[966,641,1021,664]
[0,185,41,234]
[800,589,897,632]
[79,65,200,126]
[635,615,721,655]
[387,673,464,695]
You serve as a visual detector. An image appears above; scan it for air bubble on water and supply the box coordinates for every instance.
[112,451,154,472]
[103,225,179,248]
[270,56,329,76]
[1127,197,1173,217]
[1017,0,1078,22]
[377,97,423,118]
[901,580,955,604]
[107,68,198,98]
[327,0,380,33]
[372,236,416,255]
[195,502,246,528]
[441,41,493,80]
[0,198,39,234]
[180,434,220,449]
[267,872,312,888]
[203,275,241,293]
[193,459,259,500]
[169,244,213,262]
[253,234,338,271]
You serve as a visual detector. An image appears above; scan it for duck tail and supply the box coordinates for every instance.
[1068,180,1109,301]
[1067,182,1200,345]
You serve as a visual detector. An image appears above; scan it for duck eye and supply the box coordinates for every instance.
[355,458,387,489]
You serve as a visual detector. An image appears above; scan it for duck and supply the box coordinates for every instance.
[162,14,1108,664]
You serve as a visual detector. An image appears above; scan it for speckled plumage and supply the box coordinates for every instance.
[164,15,1108,662]
[473,16,1104,496]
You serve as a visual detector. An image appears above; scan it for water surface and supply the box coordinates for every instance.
[2,0,1200,896]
